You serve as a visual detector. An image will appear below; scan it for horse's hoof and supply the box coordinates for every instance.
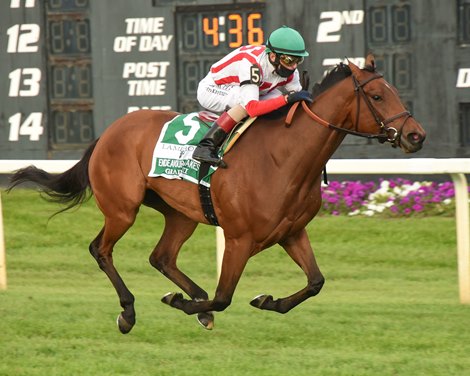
[161,292,183,308]
[116,313,134,334]
[197,312,214,330]
[250,294,273,310]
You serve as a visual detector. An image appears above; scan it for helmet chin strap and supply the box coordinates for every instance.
[269,53,295,78]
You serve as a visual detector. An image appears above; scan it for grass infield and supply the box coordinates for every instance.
[1,189,470,375]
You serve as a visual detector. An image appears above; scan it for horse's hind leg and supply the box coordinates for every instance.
[89,215,138,333]
[250,228,325,313]
[89,193,141,334]
[148,210,214,329]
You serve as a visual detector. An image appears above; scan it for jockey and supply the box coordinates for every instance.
[192,25,313,167]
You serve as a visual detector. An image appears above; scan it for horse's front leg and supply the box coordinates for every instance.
[250,228,325,313]
[162,236,252,315]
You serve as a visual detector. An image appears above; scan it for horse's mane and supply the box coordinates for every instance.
[311,63,352,98]
[311,62,377,98]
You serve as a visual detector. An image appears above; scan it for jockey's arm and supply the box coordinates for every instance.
[240,84,287,117]
[240,70,304,117]
[244,97,287,117]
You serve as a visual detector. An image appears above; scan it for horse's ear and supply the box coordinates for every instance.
[365,54,376,70]
[348,59,361,75]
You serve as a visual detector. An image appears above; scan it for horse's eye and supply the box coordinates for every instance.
[371,94,382,101]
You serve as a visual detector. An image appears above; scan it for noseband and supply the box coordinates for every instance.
[286,72,412,147]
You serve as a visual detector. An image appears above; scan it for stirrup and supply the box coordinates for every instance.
[194,155,226,168]
[193,151,227,168]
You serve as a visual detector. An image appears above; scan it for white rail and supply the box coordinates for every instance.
[1,159,469,304]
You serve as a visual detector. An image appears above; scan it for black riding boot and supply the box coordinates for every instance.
[192,124,228,166]
[194,109,240,166]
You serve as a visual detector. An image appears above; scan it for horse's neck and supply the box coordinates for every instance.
[287,79,354,160]
[311,78,354,129]
[259,80,355,189]
[232,80,355,188]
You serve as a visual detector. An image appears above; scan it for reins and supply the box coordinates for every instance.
[285,72,412,147]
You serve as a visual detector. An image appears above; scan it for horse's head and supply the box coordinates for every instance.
[346,54,426,153]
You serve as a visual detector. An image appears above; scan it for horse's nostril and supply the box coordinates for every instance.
[407,133,424,145]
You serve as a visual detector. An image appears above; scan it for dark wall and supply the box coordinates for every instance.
[0,0,468,159]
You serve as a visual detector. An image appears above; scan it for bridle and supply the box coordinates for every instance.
[286,72,412,147]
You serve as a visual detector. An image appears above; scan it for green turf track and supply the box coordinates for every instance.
[1,190,469,376]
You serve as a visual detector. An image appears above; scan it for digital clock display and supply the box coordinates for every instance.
[180,9,264,52]
[201,12,263,49]
[48,19,91,54]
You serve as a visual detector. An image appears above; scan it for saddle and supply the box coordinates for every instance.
[198,110,257,154]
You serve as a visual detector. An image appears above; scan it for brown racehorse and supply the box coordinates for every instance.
[8,55,425,333]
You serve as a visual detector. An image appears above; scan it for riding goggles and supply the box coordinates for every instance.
[279,54,304,67]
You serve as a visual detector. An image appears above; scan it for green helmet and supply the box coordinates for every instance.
[265,26,309,57]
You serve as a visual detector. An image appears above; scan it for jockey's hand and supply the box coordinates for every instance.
[285,90,313,104]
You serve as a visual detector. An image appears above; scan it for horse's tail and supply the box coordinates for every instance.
[7,138,99,214]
